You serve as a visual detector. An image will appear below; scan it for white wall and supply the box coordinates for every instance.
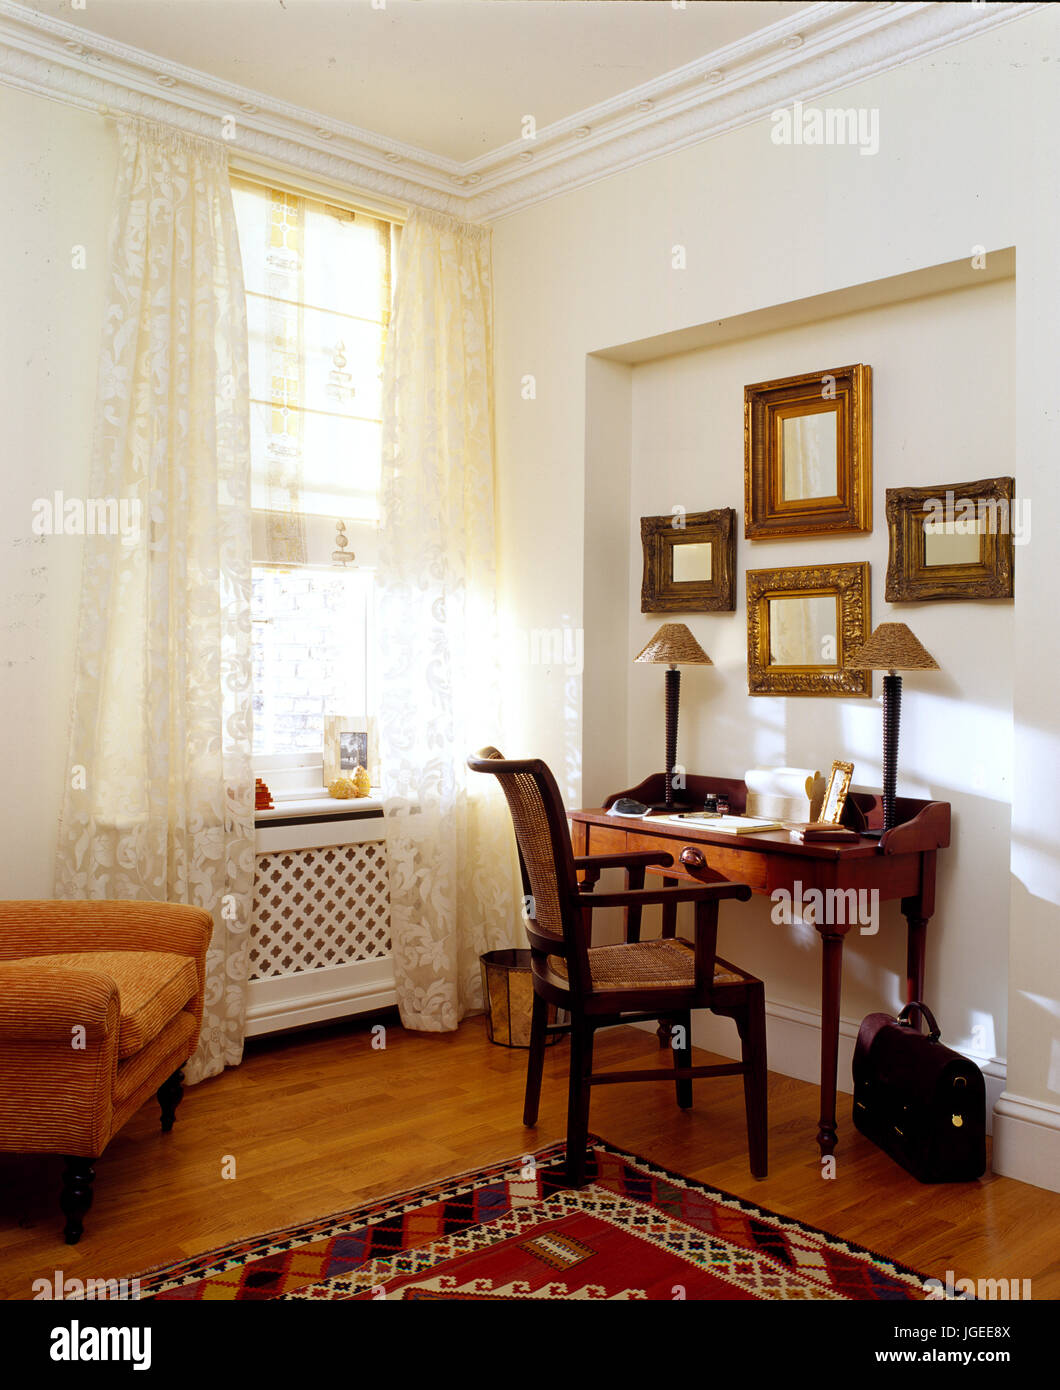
[626,278,1014,1041]
[0,87,115,898]
[492,7,1060,1180]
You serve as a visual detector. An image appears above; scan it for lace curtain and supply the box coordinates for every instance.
[377,209,522,1031]
[54,118,254,1084]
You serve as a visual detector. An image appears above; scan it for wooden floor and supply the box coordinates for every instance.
[2,1011,1058,1299]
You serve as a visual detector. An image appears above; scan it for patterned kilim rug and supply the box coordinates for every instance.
[136,1138,937,1301]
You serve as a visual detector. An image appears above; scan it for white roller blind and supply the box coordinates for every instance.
[231,177,392,563]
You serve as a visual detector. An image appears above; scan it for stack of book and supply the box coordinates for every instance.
[787,822,860,844]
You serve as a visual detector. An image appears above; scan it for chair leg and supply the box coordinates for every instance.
[523,992,549,1127]
[673,1010,693,1109]
[737,984,769,1179]
[157,1067,185,1133]
[60,1156,95,1245]
[565,1020,595,1187]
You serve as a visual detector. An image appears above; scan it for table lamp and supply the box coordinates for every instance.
[634,623,712,810]
[847,622,939,834]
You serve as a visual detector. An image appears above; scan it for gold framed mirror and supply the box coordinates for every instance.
[640,508,736,612]
[885,477,1015,601]
[747,562,871,697]
[744,364,872,538]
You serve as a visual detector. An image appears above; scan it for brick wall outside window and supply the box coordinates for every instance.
[252,567,371,756]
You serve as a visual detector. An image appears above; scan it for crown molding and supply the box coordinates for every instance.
[0,0,1042,224]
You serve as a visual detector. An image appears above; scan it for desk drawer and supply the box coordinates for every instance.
[626,831,768,893]
[584,825,631,856]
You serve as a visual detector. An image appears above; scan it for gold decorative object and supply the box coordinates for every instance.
[885,477,1014,601]
[640,508,736,612]
[745,364,872,539]
[327,776,359,800]
[746,562,871,697]
[820,761,854,825]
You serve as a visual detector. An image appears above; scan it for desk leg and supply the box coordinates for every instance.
[904,914,928,1004]
[816,931,844,1157]
[657,876,678,1049]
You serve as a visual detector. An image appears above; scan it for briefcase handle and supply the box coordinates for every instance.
[898,1001,941,1042]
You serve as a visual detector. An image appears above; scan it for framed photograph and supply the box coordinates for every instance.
[323,715,377,786]
[820,760,854,825]
[746,562,871,698]
[640,508,736,613]
[885,476,1015,602]
[744,364,872,539]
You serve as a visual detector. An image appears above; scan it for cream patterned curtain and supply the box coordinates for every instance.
[378,209,521,1031]
[54,118,254,1084]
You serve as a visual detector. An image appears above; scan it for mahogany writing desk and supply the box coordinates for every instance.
[569,772,950,1158]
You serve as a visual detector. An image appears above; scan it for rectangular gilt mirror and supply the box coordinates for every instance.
[747,562,871,697]
[885,477,1015,601]
[745,364,871,538]
[641,508,735,612]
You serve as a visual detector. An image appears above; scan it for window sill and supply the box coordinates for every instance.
[256,794,384,824]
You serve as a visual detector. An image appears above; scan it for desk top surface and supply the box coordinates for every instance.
[570,805,885,860]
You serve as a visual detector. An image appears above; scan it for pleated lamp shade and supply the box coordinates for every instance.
[634,623,712,667]
[847,623,939,673]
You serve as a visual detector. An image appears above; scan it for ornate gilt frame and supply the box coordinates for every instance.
[746,562,872,698]
[744,364,872,539]
[640,508,736,613]
[885,476,1015,601]
[820,760,854,824]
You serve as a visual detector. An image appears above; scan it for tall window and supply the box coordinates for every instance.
[230,177,393,769]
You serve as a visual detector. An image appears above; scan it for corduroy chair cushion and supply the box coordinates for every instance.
[548,938,745,992]
[25,951,198,1058]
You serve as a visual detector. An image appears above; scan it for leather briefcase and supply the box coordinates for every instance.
[852,1002,986,1183]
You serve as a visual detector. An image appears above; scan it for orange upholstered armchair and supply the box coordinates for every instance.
[0,900,212,1243]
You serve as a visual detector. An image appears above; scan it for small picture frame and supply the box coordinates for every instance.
[640,508,736,613]
[323,715,377,786]
[820,760,854,825]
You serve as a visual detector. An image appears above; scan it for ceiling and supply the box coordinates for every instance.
[24,0,811,163]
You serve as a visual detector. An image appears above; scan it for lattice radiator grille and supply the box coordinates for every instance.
[251,841,391,979]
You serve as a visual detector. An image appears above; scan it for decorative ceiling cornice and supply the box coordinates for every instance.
[0,1,1041,223]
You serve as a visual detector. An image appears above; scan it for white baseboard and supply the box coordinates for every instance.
[991,1092,1060,1193]
[245,958,396,1037]
[666,999,1007,1134]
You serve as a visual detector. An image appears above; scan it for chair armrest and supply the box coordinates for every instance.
[573,851,674,872]
[0,901,212,963]
[582,883,753,909]
[0,964,120,1043]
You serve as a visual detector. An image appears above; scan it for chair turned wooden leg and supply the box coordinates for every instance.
[565,1021,595,1188]
[157,1068,185,1133]
[523,992,549,1127]
[60,1156,95,1245]
[737,984,769,1179]
[673,1010,693,1109]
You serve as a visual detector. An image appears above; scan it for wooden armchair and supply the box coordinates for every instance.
[468,750,767,1186]
[0,900,212,1242]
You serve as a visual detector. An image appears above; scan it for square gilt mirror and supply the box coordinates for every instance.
[640,508,736,612]
[744,364,872,539]
[747,562,871,697]
[885,477,1015,601]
